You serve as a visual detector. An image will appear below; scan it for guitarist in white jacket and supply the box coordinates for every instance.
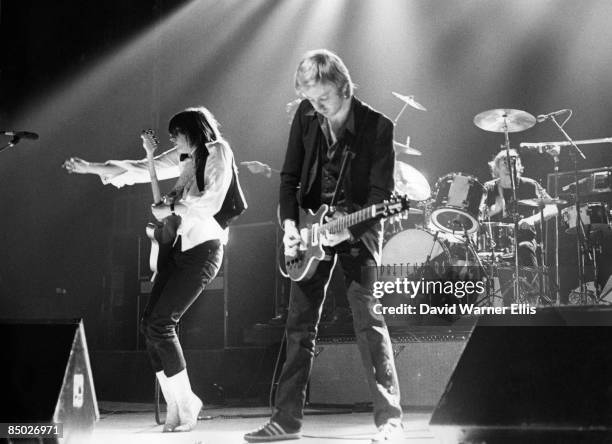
[64,107,234,433]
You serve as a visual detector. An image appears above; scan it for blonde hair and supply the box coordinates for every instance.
[294,49,354,97]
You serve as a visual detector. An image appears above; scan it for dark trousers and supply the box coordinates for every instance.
[140,238,223,377]
[272,242,402,431]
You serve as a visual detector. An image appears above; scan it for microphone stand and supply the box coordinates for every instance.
[552,151,561,304]
[547,115,590,302]
[0,136,21,154]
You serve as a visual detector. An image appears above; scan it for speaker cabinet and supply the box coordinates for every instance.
[309,337,467,407]
[430,306,612,443]
[1,319,99,443]
[225,222,278,347]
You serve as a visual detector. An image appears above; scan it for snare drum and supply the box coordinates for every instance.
[477,222,515,259]
[430,173,485,234]
[561,202,611,234]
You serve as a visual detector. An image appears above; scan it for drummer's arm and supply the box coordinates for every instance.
[484,195,503,218]
[480,182,503,219]
[519,204,558,228]
[540,183,559,221]
[521,185,558,226]
[542,203,558,220]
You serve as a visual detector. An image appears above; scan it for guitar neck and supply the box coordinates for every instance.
[323,205,377,234]
[147,153,163,204]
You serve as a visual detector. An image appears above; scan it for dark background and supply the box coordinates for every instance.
[1,0,611,350]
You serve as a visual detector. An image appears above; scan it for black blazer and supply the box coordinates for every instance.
[279,97,395,263]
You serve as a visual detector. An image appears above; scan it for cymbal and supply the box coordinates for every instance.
[391,92,427,111]
[474,109,536,133]
[393,136,422,156]
[394,162,431,201]
[518,197,568,207]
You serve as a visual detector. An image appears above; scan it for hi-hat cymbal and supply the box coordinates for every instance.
[393,136,422,157]
[474,109,536,133]
[391,92,427,111]
[394,162,431,201]
[518,197,568,207]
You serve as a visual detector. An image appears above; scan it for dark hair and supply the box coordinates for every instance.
[168,106,222,161]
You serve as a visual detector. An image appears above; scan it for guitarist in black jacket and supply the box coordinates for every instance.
[245,50,403,443]
[64,107,237,433]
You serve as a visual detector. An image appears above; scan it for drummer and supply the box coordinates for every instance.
[481,149,558,266]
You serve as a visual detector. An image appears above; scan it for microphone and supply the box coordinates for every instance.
[1,131,39,140]
[536,109,570,123]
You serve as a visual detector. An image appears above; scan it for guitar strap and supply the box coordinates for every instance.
[329,106,369,208]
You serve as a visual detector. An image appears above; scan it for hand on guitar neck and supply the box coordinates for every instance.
[322,210,353,246]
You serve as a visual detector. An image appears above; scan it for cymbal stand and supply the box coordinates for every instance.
[501,120,521,303]
[393,102,409,125]
[548,115,589,301]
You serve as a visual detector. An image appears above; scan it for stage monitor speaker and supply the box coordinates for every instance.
[225,222,278,347]
[309,337,467,407]
[0,319,99,443]
[430,306,612,443]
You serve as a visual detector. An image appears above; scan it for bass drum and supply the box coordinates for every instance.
[380,229,481,326]
[381,229,451,327]
[382,228,450,266]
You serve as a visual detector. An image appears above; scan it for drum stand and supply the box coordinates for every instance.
[588,231,603,300]
[460,228,492,306]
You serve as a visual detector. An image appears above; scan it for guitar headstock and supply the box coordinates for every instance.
[141,129,159,153]
[380,194,410,217]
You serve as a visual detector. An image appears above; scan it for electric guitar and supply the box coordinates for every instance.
[283,196,409,282]
[142,129,181,278]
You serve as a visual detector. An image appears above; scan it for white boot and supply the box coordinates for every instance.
[156,371,179,432]
[167,369,202,432]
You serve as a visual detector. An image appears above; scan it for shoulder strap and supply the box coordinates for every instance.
[329,106,370,208]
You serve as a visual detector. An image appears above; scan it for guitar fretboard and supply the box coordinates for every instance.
[323,205,377,234]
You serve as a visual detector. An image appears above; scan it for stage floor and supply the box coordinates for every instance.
[92,402,437,443]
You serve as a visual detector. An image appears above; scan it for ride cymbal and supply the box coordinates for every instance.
[474,109,536,133]
[518,197,568,207]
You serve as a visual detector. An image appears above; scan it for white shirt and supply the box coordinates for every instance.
[100,140,233,250]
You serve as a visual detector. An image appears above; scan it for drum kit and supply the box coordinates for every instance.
[384,98,612,307]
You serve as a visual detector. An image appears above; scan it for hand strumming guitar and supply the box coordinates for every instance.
[283,220,301,257]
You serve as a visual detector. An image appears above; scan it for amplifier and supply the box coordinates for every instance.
[547,166,612,199]
[309,336,467,407]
